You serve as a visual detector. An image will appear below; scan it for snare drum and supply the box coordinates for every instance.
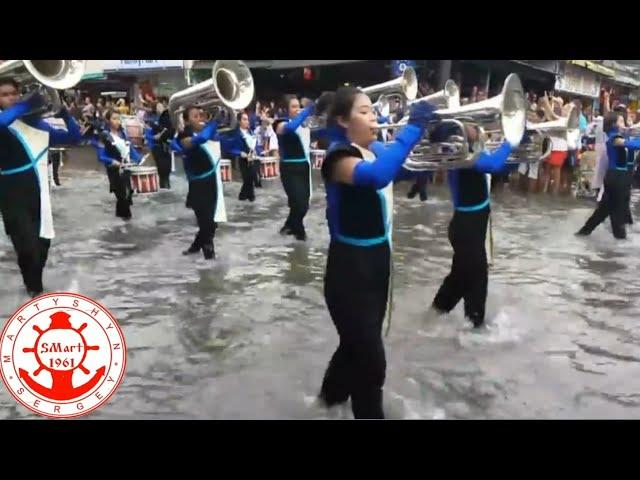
[220,159,232,183]
[127,166,159,193]
[310,149,325,169]
[258,156,279,179]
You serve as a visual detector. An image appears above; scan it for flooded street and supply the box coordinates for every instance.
[2,160,640,419]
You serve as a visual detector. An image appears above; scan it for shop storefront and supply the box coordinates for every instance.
[102,60,188,101]
[554,62,604,113]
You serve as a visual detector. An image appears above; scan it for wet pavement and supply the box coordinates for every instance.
[2,158,640,419]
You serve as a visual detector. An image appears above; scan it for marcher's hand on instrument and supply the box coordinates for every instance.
[22,90,47,112]
[54,107,70,120]
[408,101,438,129]
[240,151,248,158]
[111,160,121,167]
[301,98,313,108]
[202,120,218,140]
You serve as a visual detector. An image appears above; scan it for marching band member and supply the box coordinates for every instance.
[145,102,173,189]
[0,78,81,297]
[96,110,142,220]
[429,123,514,328]
[221,111,260,202]
[175,106,226,260]
[576,112,640,240]
[316,87,437,419]
[274,95,315,241]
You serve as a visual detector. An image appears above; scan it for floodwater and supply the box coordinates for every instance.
[2,157,640,419]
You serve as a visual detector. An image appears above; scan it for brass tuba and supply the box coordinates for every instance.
[0,60,86,117]
[401,74,527,171]
[503,103,580,164]
[363,66,418,114]
[168,60,255,131]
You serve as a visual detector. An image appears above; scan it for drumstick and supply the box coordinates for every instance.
[139,153,150,166]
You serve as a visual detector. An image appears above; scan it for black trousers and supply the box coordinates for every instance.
[321,241,390,419]
[280,161,310,235]
[579,170,631,239]
[433,209,490,325]
[238,157,257,201]
[106,167,133,219]
[49,151,61,186]
[624,177,633,225]
[152,145,172,189]
[0,182,50,294]
[186,177,217,253]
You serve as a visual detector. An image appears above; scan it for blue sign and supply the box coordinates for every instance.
[391,60,417,77]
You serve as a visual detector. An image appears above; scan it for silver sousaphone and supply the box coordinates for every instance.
[0,60,86,117]
[168,60,255,132]
[396,74,526,171]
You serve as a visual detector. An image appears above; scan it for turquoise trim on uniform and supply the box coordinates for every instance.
[334,189,390,247]
[335,233,388,246]
[616,166,628,171]
[1,126,48,175]
[188,166,216,181]
[455,197,490,212]
[186,144,218,181]
[280,157,309,163]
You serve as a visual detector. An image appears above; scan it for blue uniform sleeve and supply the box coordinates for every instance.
[170,137,184,153]
[378,115,390,124]
[0,101,30,128]
[624,138,640,150]
[97,146,116,166]
[130,144,142,163]
[34,116,82,145]
[190,121,218,148]
[473,141,513,174]
[144,127,155,149]
[353,124,423,189]
[283,105,315,133]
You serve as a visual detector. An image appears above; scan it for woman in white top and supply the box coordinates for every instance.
[539,95,568,194]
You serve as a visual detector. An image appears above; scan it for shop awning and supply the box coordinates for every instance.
[81,72,107,81]
[192,60,367,70]
[569,60,615,77]
[612,72,640,88]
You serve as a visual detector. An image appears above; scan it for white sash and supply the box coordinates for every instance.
[294,125,313,202]
[240,129,257,152]
[201,140,227,223]
[8,120,54,239]
[110,132,131,162]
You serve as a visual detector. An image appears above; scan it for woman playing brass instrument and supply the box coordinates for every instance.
[316,87,437,419]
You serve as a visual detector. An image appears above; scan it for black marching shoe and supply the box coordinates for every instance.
[467,315,485,329]
[294,229,307,242]
[280,225,293,236]
[182,243,201,255]
[202,244,215,260]
[575,229,589,237]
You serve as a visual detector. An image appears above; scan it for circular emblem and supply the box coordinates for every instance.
[0,292,126,418]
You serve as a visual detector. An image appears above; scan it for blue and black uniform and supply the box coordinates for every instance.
[432,136,512,327]
[175,122,224,259]
[0,99,81,295]
[145,109,174,189]
[318,121,426,419]
[95,128,142,220]
[221,127,261,202]
[274,105,314,240]
[578,131,640,239]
